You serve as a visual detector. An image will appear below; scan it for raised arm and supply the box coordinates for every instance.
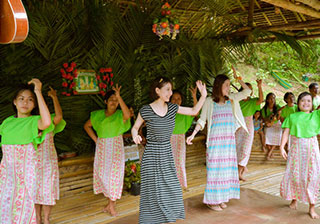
[279,128,290,160]
[28,79,51,130]
[48,87,63,125]
[177,80,207,116]
[84,119,97,143]
[113,84,131,122]
[256,79,264,105]
[131,113,145,144]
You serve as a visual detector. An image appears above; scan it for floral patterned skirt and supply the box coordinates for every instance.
[0,144,37,224]
[35,132,59,205]
[171,134,187,188]
[280,135,320,204]
[93,136,125,201]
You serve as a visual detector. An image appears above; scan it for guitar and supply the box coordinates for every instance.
[0,0,29,44]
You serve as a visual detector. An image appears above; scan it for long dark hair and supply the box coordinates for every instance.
[283,92,294,104]
[150,77,172,100]
[212,74,229,103]
[170,89,184,102]
[239,82,251,92]
[297,92,313,112]
[262,93,277,116]
[12,84,38,115]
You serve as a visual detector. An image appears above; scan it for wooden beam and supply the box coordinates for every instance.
[296,0,320,11]
[261,0,320,18]
[256,33,320,42]
[248,0,255,27]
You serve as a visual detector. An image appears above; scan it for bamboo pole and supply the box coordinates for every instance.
[248,0,255,27]
[261,0,320,18]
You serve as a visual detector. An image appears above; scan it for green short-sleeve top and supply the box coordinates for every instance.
[0,115,40,147]
[239,98,261,117]
[172,114,194,135]
[313,95,320,109]
[36,114,66,143]
[281,104,298,120]
[282,110,320,138]
[90,109,131,138]
[261,105,281,119]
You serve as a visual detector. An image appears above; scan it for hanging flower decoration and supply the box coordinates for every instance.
[97,67,114,96]
[152,2,180,40]
[60,62,78,96]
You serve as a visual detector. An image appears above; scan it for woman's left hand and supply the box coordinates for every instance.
[48,86,57,99]
[189,86,197,98]
[231,65,238,80]
[196,80,207,98]
[112,84,121,98]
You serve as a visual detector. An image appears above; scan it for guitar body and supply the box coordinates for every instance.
[0,0,29,44]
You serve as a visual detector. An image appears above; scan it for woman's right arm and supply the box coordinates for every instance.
[84,119,98,143]
[279,128,290,160]
[132,113,145,144]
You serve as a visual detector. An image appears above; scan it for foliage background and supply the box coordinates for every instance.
[0,0,319,155]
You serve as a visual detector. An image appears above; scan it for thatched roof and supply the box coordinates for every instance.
[118,0,320,41]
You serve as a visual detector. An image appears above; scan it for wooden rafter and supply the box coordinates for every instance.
[261,0,320,18]
[296,0,320,11]
[248,0,255,27]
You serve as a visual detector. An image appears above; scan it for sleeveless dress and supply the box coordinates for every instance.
[139,103,185,224]
[204,101,240,205]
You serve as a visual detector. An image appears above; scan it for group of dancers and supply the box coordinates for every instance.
[0,68,320,224]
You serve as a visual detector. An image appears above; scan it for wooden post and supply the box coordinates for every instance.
[248,0,255,27]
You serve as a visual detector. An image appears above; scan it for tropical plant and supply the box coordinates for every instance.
[124,160,141,190]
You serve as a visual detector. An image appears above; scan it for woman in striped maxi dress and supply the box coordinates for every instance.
[35,87,66,224]
[170,88,197,189]
[236,79,263,181]
[131,77,207,224]
[84,85,131,217]
[280,92,320,219]
[0,79,51,224]
[187,69,251,211]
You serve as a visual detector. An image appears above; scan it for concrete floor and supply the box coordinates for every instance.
[113,188,320,224]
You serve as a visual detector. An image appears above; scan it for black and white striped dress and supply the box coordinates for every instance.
[139,103,185,224]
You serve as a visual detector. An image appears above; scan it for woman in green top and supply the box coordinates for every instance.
[35,87,66,224]
[84,85,131,217]
[0,79,51,224]
[261,92,282,160]
[280,92,320,219]
[280,92,297,123]
[236,79,263,181]
[170,87,197,189]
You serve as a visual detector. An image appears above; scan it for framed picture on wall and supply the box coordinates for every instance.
[75,70,99,94]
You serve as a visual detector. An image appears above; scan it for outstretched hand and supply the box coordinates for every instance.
[28,78,42,92]
[256,79,262,87]
[48,86,57,98]
[112,84,121,98]
[231,65,238,80]
[189,86,197,98]
[195,80,207,98]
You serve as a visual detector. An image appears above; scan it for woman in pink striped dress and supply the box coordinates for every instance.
[35,87,66,224]
[280,92,320,219]
[187,68,251,211]
[84,85,131,217]
[170,88,197,189]
[0,79,51,224]
[236,79,263,181]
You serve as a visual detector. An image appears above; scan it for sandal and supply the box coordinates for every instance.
[206,204,223,211]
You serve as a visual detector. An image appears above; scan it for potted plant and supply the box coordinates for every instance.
[124,160,141,196]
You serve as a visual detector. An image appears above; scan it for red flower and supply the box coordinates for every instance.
[66,93,71,96]
[71,62,76,68]
[69,76,74,81]
[103,75,107,81]
[99,83,104,88]
[96,75,101,80]
[99,90,105,95]
[63,63,68,68]
[62,92,67,95]
[71,82,76,87]
[99,68,104,73]
[131,164,136,173]
[73,69,78,74]
[66,67,73,72]
[110,81,114,86]
[106,68,112,72]
[62,73,67,79]
[69,85,73,89]
[73,90,78,95]
[62,82,68,87]
[110,73,113,78]
[103,83,107,88]
[107,76,110,82]
[60,68,65,74]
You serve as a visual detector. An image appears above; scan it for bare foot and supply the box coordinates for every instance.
[289,200,297,210]
[44,218,50,224]
[309,205,320,219]
[219,203,227,209]
[36,218,42,224]
[206,204,223,211]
